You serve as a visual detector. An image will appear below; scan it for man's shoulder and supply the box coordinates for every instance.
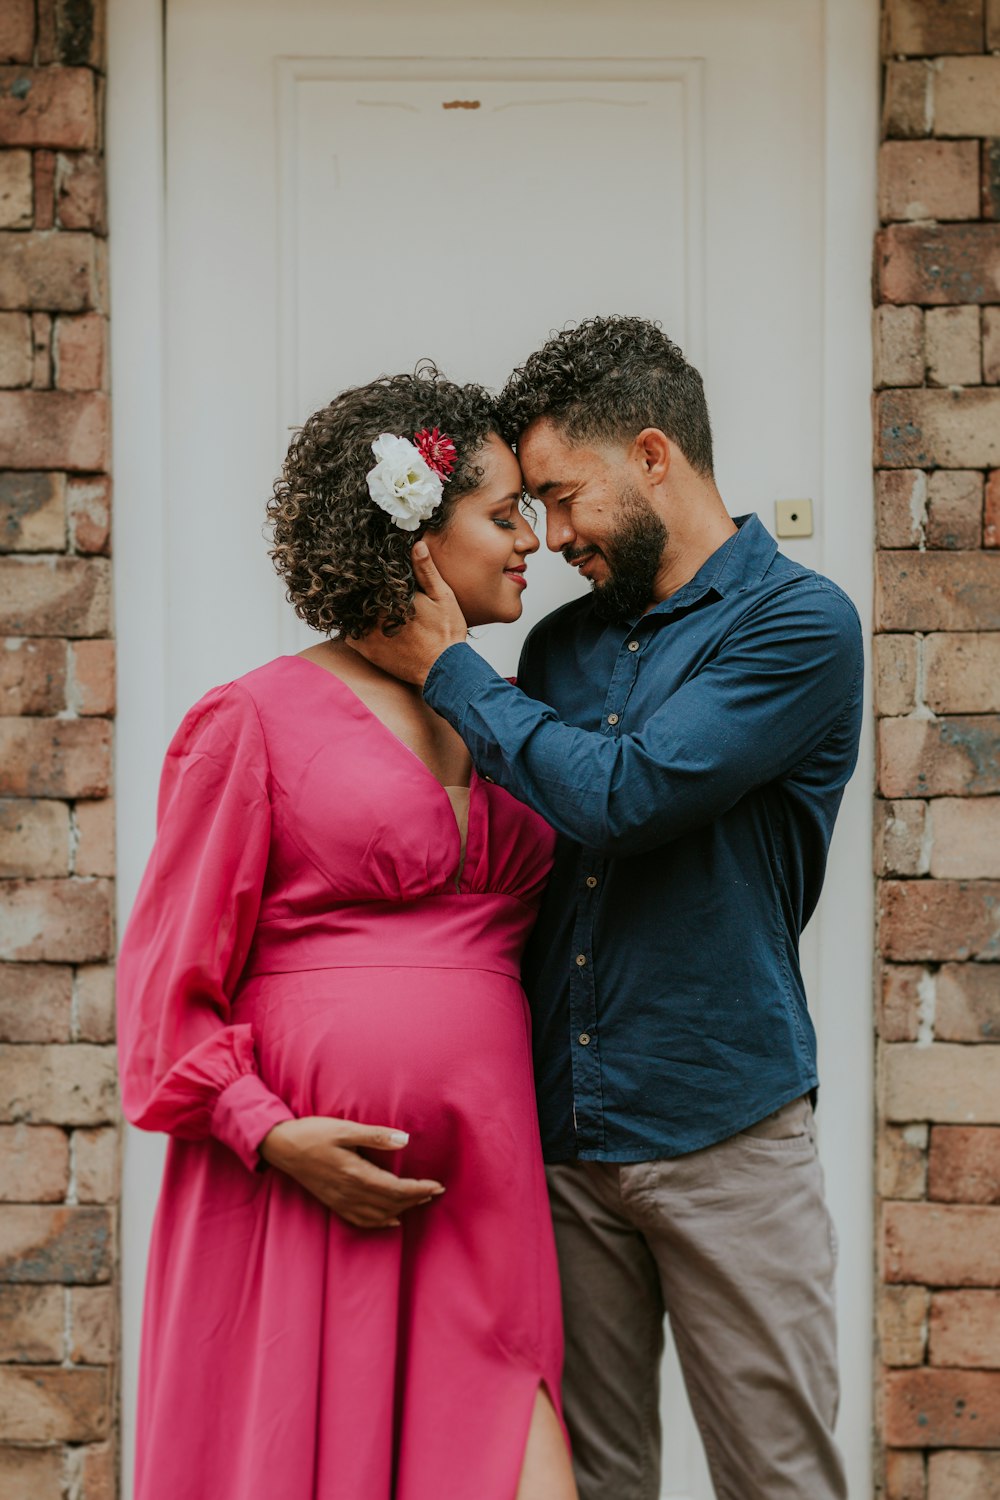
[752,552,863,640]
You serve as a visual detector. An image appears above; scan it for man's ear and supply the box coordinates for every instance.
[634,428,671,486]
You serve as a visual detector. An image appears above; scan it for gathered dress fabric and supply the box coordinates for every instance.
[117,655,564,1500]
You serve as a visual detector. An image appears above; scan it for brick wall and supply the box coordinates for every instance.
[0,1,118,1496]
[875,2,1000,1497]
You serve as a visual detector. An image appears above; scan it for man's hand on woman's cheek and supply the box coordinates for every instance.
[347,542,469,687]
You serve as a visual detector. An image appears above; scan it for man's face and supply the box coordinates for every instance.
[518,418,668,621]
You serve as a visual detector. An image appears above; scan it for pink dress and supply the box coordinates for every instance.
[117,655,563,1500]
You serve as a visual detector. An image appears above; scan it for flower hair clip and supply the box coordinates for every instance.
[366,427,458,532]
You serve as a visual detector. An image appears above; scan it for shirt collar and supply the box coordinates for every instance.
[642,512,777,621]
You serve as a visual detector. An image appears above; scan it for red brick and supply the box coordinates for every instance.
[0,149,32,230]
[875,389,1000,467]
[876,469,926,547]
[54,313,106,391]
[66,475,110,554]
[0,1364,110,1441]
[883,1367,1000,1447]
[883,1042,1000,1120]
[76,1441,115,1500]
[876,554,1000,630]
[0,471,65,551]
[985,309,1000,383]
[930,798,1000,877]
[0,309,32,387]
[73,798,113,877]
[924,634,1000,713]
[70,1284,114,1363]
[875,634,919,716]
[69,638,114,715]
[986,470,1000,547]
[0,637,66,716]
[0,717,111,795]
[926,471,982,549]
[0,962,72,1042]
[935,58,1000,138]
[936,963,1000,1042]
[990,0,1000,47]
[0,1123,68,1202]
[30,310,51,388]
[56,152,106,234]
[878,717,1000,798]
[0,0,35,64]
[73,1126,118,1204]
[985,139,1000,223]
[876,800,930,876]
[929,1449,1000,1497]
[32,147,56,230]
[880,1122,930,1200]
[875,306,925,388]
[925,309,981,388]
[880,965,925,1042]
[879,141,980,223]
[0,230,100,312]
[0,1204,112,1283]
[0,797,70,876]
[883,61,932,140]
[0,67,96,150]
[0,556,110,635]
[0,1043,116,1125]
[37,0,105,70]
[877,225,1000,307]
[886,1449,926,1500]
[881,1283,929,1366]
[883,0,985,54]
[74,964,113,1044]
[0,1446,63,1500]
[0,879,113,962]
[930,1128,1000,1203]
[0,1283,63,1360]
[0,390,109,470]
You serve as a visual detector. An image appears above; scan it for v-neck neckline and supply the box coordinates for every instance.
[284,655,477,890]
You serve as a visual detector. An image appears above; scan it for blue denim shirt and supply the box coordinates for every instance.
[424,515,864,1161]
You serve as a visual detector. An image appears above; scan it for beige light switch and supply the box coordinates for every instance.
[774,499,813,538]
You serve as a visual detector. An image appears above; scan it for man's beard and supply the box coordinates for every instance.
[568,483,668,623]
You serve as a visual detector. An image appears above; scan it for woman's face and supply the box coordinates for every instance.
[423,433,539,627]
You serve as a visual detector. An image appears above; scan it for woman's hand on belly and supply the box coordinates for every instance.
[259,1116,445,1229]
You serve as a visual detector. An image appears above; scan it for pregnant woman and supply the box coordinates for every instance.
[117,368,576,1500]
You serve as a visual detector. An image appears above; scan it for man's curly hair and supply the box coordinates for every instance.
[498,315,714,478]
[267,364,500,638]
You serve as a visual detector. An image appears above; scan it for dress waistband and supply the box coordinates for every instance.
[244,893,532,980]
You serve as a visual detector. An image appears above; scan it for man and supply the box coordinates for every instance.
[353,316,862,1499]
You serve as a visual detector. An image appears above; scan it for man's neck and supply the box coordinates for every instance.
[651,509,738,604]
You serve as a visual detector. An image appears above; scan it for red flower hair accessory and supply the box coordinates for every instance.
[413,428,457,481]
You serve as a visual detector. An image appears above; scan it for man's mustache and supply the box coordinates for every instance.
[562,545,603,565]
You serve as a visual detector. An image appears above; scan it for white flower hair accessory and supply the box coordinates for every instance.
[365,428,457,533]
[367,429,461,534]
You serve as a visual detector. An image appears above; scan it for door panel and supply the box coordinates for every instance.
[143,5,847,1498]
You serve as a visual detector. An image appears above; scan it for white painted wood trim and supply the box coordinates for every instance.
[105,1,168,1494]
[817,1,880,1495]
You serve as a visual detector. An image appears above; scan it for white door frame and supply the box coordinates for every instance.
[106,2,879,1494]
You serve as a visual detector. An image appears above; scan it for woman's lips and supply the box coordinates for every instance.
[504,568,527,590]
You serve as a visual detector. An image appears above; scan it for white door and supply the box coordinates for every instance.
[112,1,876,1495]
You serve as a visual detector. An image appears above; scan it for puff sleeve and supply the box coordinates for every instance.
[116,681,294,1170]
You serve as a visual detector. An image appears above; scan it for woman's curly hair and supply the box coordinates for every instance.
[267,363,501,638]
[498,315,714,478]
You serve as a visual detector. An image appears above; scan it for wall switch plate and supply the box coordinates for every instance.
[774,498,813,537]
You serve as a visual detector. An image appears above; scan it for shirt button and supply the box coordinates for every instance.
[575,954,587,967]
[607,713,619,726]
[585,875,598,889]
[578,1032,591,1046]
[481,775,494,783]
[628,640,639,652]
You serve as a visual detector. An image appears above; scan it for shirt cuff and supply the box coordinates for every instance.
[423,642,500,726]
[210,1073,295,1173]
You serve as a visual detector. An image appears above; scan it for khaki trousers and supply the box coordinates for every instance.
[546,1097,847,1500]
